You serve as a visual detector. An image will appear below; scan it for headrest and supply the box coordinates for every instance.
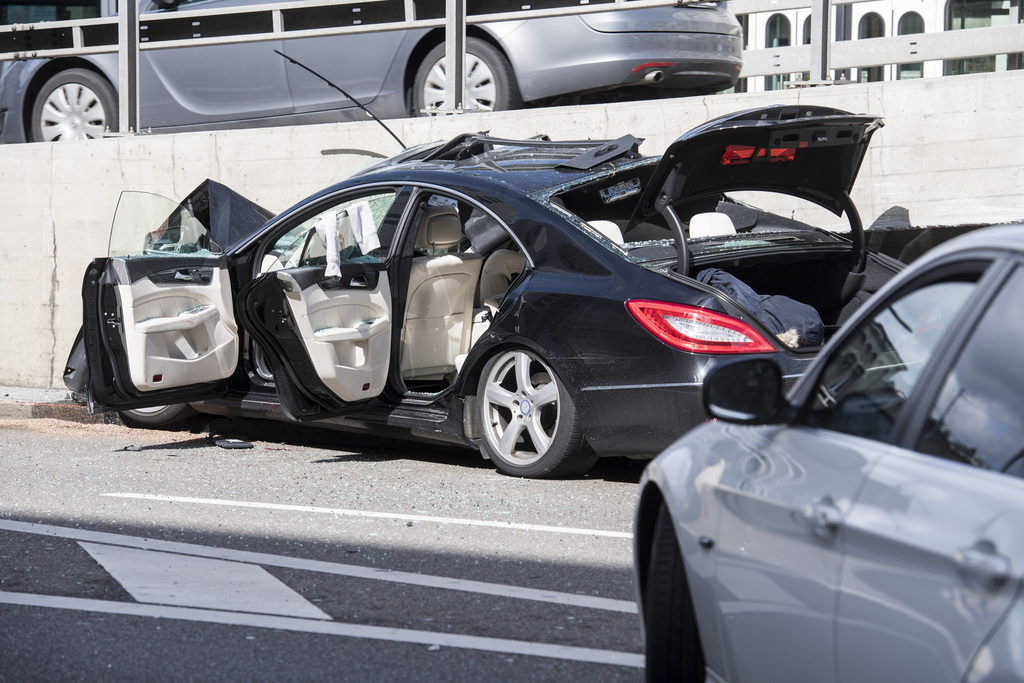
[416,205,462,253]
[688,212,736,239]
[588,220,624,245]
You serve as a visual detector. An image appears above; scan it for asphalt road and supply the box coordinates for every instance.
[0,413,648,682]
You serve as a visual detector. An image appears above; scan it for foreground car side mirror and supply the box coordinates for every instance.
[703,358,785,424]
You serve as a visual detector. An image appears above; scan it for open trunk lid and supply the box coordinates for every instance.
[630,104,883,228]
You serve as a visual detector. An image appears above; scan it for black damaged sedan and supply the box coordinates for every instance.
[65,105,903,478]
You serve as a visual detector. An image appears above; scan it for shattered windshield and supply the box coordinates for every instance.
[108,191,221,258]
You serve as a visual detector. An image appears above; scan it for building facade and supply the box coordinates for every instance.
[733,0,1021,91]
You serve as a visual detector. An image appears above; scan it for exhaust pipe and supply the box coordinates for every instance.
[642,70,665,84]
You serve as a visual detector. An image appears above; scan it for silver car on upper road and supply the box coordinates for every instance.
[0,0,742,143]
[634,224,1024,682]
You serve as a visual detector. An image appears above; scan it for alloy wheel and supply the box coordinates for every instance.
[480,350,560,466]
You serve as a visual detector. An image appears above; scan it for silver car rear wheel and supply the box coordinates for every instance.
[477,349,595,478]
[31,68,118,142]
[413,38,522,115]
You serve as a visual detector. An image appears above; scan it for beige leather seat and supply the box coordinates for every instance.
[478,249,526,312]
[400,205,482,382]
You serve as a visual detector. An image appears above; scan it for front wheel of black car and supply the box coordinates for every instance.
[645,502,705,683]
[30,68,118,142]
[413,38,522,115]
[476,349,596,478]
[119,404,195,429]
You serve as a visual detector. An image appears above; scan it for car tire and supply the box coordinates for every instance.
[644,502,705,682]
[118,404,195,429]
[413,38,522,115]
[30,68,118,142]
[476,348,597,478]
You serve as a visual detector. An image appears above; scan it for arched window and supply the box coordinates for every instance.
[897,12,925,79]
[946,0,1021,74]
[765,14,792,90]
[858,13,885,82]
[803,16,812,44]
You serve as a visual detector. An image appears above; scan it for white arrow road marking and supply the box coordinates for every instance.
[100,492,635,539]
[79,542,330,620]
[0,519,637,613]
[0,592,644,669]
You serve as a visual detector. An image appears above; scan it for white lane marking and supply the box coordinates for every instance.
[79,543,330,620]
[0,519,637,614]
[101,492,635,539]
[0,592,644,669]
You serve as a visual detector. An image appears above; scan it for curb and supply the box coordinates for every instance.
[0,401,121,424]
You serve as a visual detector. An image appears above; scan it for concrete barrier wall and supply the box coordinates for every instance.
[2,70,1021,389]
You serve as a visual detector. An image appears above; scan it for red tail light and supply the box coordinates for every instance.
[721,145,796,165]
[631,61,676,73]
[627,300,775,354]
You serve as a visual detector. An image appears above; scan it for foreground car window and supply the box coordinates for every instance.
[260,191,397,274]
[108,191,218,257]
[916,267,1024,477]
[802,276,978,441]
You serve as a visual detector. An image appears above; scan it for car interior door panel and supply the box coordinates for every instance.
[273,268,392,403]
[110,258,239,392]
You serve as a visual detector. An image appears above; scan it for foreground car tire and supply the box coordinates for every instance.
[31,68,118,142]
[413,38,522,115]
[119,404,195,429]
[477,349,596,478]
[645,502,705,682]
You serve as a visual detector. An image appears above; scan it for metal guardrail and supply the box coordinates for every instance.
[0,0,684,133]
[1,0,1021,133]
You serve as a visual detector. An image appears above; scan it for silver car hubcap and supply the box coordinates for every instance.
[481,350,560,466]
[40,83,108,141]
[421,53,498,112]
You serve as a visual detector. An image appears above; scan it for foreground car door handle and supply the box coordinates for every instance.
[801,496,842,538]
[955,540,1011,591]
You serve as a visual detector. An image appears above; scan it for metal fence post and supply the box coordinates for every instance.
[808,0,832,83]
[443,0,466,113]
[117,0,139,135]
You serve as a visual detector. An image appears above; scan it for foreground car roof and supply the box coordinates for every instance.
[349,133,647,195]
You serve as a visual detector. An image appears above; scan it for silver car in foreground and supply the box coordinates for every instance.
[634,224,1024,682]
[0,0,741,143]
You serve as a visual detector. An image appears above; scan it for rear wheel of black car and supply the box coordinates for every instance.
[30,68,118,142]
[645,502,705,682]
[413,38,522,115]
[119,404,195,429]
[476,349,596,478]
